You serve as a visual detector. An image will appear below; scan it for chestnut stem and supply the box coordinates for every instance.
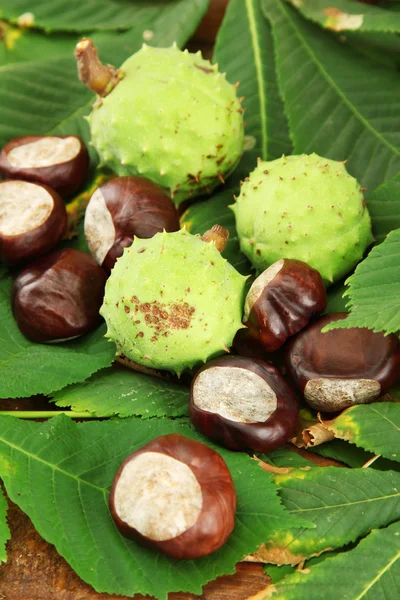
[201,224,229,252]
[362,454,381,468]
[75,38,122,97]
[0,411,95,419]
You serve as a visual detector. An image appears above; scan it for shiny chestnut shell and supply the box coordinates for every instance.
[0,135,89,197]
[285,313,400,412]
[189,356,299,453]
[244,259,327,352]
[12,248,107,342]
[109,433,236,560]
[0,180,67,266]
[84,176,180,272]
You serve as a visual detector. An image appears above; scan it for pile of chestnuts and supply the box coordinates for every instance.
[2,134,400,563]
[0,135,180,342]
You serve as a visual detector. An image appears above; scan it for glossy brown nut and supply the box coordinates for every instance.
[12,248,107,343]
[189,356,298,453]
[243,259,327,352]
[109,433,236,560]
[0,180,67,266]
[285,312,400,412]
[0,135,89,197]
[84,176,180,272]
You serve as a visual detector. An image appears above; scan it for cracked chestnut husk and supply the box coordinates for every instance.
[109,433,236,559]
[12,248,107,343]
[84,176,180,272]
[243,259,327,352]
[0,180,67,266]
[189,355,299,452]
[285,312,400,412]
[0,135,89,197]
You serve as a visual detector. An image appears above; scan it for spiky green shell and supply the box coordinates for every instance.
[100,229,247,375]
[89,45,244,205]
[231,153,374,284]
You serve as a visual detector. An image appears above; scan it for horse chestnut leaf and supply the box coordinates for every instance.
[189,356,298,452]
[109,433,236,559]
[12,248,107,343]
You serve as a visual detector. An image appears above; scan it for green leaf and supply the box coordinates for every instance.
[264,447,314,469]
[325,280,348,314]
[344,30,400,70]
[214,0,291,177]
[0,57,93,147]
[261,466,400,566]
[0,486,10,564]
[0,23,78,64]
[256,520,400,599]
[180,185,253,275]
[310,439,400,471]
[289,0,400,33]
[325,403,400,463]
[0,0,210,34]
[368,171,400,243]
[0,274,116,399]
[324,228,400,333]
[0,0,210,147]
[52,366,189,418]
[0,415,306,599]
[263,0,400,193]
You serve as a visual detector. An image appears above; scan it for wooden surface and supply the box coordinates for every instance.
[0,495,271,600]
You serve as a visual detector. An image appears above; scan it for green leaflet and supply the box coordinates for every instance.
[214,0,291,178]
[0,0,210,34]
[0,23,77,65]
[256,521,400,599]
[180,184,253,275]
[0,0,210,147]
[325,280,348,314]
[260,466,400,566]
[288,0,400,34]
[310,439,399,471]
[263,0,400,194]
[0,487,10,564]
[0,57,93,147]
[325,403,400,463]
[0,415,308,599]
[52,366,189,419]
[0,274,116,398]
[367,171,400,243]
[324,228,400,334]
[263,447,315,469]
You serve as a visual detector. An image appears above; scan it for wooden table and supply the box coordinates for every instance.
[0,2,274,598]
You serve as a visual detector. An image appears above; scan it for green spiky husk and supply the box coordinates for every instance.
[231,153,374,284]
[89,45,244,205]
[100,229,247,375]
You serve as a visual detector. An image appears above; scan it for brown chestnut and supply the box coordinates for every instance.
[243,259,327,352]
[285,313,400,412]
[0,180,67,266]
[84,176,180,272]
[109,433,236,559]
[0,135,89,197]
[189,356,298,453]
[12,248,107,343]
